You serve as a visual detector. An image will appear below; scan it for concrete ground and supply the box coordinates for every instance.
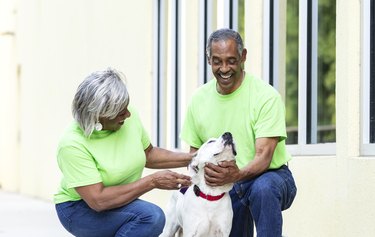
[0,190,72,237]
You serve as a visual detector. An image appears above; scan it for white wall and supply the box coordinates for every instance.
[1,0,154,198]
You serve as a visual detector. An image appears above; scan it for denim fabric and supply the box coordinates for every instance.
[229,165,297,237]
[55,199,165,237]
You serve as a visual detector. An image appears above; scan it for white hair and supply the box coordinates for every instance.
[72,68,129,137]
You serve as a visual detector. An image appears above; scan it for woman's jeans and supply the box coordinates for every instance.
[55,199,165,237]
[229,165,297,237]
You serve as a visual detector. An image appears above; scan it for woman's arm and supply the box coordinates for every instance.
[145,144,194,169]
[75,169,191,212]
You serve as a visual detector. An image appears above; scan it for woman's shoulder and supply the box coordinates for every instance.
[58,121,86,148]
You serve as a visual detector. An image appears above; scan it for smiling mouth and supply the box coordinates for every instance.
[219,73,232,79]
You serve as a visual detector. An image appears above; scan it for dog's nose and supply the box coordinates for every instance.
[222,132,233,143]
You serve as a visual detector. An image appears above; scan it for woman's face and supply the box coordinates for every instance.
[99,105,131,131]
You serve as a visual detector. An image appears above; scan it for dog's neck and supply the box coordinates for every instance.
[191,165,234,196]
[193,185,226,201]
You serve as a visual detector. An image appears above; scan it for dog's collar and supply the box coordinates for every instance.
[193,185,225,201]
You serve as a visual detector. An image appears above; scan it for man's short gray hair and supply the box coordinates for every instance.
[206,28,244,58]
[72,68,129,137]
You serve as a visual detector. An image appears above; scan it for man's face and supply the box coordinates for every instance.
[208,39,246,95]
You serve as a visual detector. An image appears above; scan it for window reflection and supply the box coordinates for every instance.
[316,0,336,143]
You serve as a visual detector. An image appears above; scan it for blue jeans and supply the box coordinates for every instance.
[55,199,165,237]
[229,165,297,237]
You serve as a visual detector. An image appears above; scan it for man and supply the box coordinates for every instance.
[180,28,297,237]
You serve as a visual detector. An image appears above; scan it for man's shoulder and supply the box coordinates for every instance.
[190,79,216,100]
[247,74,280,98]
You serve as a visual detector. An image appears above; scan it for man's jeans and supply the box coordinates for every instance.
[55,199,165,237]
[229,165,297,237]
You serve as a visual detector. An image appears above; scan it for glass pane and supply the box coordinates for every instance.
[285,0,299,144]
[317,0,336,143]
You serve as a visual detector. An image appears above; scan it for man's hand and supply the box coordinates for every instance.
[204,160,241,186]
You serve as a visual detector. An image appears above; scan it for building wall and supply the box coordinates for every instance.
[0,0,374,236]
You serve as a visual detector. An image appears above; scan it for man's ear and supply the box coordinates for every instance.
[241,48,247,63]
[207,55,211,65]
[240,48,247,69]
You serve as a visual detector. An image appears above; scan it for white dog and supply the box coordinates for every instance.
[160,132,237,237]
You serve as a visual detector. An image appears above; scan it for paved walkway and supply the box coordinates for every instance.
[0,191,72,237]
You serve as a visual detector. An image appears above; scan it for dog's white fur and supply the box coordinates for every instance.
[160,132,236,237]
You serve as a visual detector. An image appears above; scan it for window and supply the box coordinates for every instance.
[153,0,181,148]
[283,0,336,154]
[154,0,243,149]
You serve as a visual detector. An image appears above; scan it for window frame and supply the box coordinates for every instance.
[283,0,336,155]
[361,0,375,155]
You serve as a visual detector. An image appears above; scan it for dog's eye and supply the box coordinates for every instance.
[208,140,215,144]
[213,152,220,156]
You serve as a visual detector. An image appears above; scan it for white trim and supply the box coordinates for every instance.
[298,0,307,145]
[287,143,336,156]
[231,0,239,31]
[206,0,213,81]
[217,0,230,28]
[263,0,270,84]
[152,0,159,145]
[152,0,167,147]
[361,0,375,155]
[199,0,206,85]
[168,0,182,148]
[158,0,167,148]
[272,0,280,90]
[362,0,370,144]
[310,0,318,144]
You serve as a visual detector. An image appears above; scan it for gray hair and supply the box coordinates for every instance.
[206,28,244,58]
[72,68,129,137]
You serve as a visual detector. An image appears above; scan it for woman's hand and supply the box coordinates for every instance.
[151,170,191,190]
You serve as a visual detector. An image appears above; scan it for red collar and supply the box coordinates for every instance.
[193,185,226,201]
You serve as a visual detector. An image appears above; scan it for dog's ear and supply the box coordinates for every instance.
[188,153,199,173]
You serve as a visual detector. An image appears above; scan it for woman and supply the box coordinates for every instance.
[54,68,192,237]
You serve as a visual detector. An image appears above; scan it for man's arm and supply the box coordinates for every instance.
[204,137,279,186]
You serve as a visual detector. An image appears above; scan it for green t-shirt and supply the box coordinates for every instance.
[180,73,291,169]
[54,106,150,204]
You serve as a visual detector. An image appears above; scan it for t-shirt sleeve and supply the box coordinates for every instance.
[140,124,151,149]
[57,145,102,189]
[254,93,287,141]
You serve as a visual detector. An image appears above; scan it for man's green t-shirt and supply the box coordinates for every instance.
[181,73,291,169]
[54,106,150,204]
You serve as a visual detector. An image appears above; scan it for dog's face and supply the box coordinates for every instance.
[189,132,236,179]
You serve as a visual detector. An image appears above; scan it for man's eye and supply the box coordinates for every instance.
[212,59,221,65]
[229,60,236,64]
